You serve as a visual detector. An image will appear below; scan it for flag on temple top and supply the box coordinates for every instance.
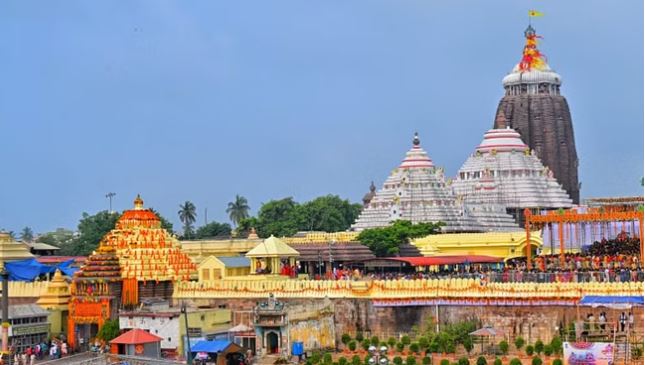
[529,10,544,17]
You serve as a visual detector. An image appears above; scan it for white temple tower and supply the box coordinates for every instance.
[352,133,520,232]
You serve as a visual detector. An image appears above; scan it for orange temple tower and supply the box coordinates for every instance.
[67,195,196,349]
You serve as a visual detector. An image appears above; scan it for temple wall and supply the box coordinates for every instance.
[184,298,643,349]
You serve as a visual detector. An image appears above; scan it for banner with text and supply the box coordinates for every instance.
[563,342,614,365]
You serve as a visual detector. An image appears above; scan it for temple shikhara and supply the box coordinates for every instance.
[452,127,573,221]
[68,195,196,348]
[352,133,519,232]
[494,25,580,204]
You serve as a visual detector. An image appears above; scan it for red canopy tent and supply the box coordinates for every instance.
[110,329,163,358]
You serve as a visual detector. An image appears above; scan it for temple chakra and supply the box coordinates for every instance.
[352,133,519,232]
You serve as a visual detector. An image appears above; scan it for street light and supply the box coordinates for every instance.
[369,345,389,365]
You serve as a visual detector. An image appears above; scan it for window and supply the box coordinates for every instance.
[202,269,210,280]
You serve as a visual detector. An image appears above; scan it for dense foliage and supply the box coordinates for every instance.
[96,319,120,341]
[194,221,232,239]
[252,196,362,238]
[357,220,444,257]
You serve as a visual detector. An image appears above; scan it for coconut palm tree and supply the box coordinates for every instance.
[20,227,34,242]
[178,201,197,238]
[226,195,250,227]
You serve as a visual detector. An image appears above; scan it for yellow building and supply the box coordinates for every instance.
[36,270,70,336]
[198,256,251,281]
[245,236,299,275]
[412,231,542,260]
[0,231,34,264]
[181,239,261,265]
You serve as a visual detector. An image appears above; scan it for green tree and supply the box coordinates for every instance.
[458,357,469,365]
[357,220,444,257]
[463,337,473,354]
[440,360,450,365]
[299,195,362,232]
[342,334,352,346]
[531,357,542,365]
[394,357,403,365]
[235,217,259,238]
[388,337,397,348]
[361,339,371,351]
[348,341,357,352]
[493,359,502,365]
[514,337,525,351]
[476,357,487,365]
[526,345,534,356]
[178,201,197,238]
[422,357,431,365]
[36,228,75,248]
[352,355,361,365]
[396,342,405,352]
[20,227,34,242]
[401,335,411,345]
[67,211,119,256]
[410,343,420,354]
[371,336,380,346]
[256,198,301,237]
[227,195,251,227]
[499,340,509,355]
[509,359,521,365]
[549,337,562,355]
[543,345,553,357]
[195,221,232,239]
[339,357,348,365]
[324,353,333,364]
[406,356,416,365]
[534,340,544,355]
[96,319,120,341]
[552,360,562,365]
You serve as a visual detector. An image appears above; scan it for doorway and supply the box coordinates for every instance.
[266,332,279,354]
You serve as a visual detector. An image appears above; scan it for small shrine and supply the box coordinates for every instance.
[245,236,299,275]
[253,294,288,355]
[68,195,197,349]
[37,269,71,336]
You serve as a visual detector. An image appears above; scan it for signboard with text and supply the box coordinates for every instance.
[563,342,614,365]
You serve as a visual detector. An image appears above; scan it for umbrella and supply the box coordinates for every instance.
[469,327,500,353]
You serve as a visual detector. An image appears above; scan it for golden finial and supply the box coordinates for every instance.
[134,194,144,210]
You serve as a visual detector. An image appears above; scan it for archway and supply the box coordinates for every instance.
[266,332,279,354]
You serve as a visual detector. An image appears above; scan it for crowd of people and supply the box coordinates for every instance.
[580,310,636,338]
[10,339,69,365]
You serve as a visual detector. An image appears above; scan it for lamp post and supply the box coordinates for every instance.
[368,345,389,365]
[105,192,116,213]
[182,303,193,365]
[328,240,336,276]
[1,265,8,357]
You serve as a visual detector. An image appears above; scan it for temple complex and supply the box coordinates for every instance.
[352,133,520,232]
[494,25,580,203]
[68,195,196,348]
[452,127,572,221]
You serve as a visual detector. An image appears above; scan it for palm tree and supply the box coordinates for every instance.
[178,201,197,238]
[226,195,250,227]
[20,227,34,242]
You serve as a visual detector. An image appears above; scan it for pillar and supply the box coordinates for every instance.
[524,209,532,270]
[640,216,644,265]
[559,221,565,268]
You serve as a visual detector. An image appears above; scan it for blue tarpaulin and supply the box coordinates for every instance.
[3,258,77,281]
[579,296,644,309]
[190,340,234,353]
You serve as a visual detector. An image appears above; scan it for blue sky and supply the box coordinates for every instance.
[0,1,642,234]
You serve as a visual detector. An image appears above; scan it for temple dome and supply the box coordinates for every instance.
[453,128,573,209]
[352,133,520,232]
[502,68,561,87]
